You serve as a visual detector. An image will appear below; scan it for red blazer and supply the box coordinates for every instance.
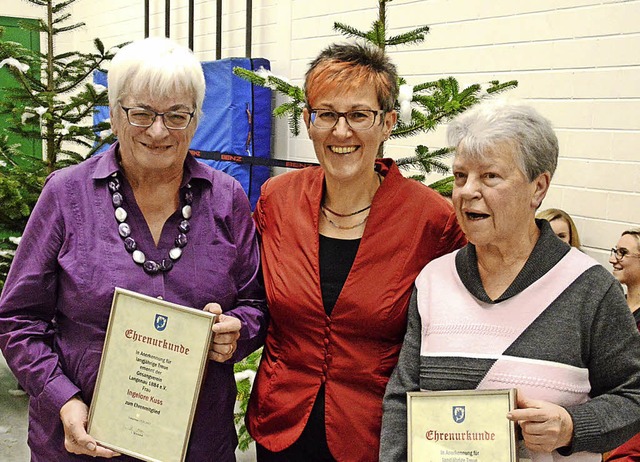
[246,159,466,461]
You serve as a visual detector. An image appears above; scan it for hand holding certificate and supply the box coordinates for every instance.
[87,288,217,462]
[203,302,241,362]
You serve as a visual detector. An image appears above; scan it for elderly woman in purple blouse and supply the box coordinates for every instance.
[0,37,267,461]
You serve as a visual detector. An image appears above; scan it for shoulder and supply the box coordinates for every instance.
[260,167,323,201]
[416,250,459,285]
[382,160,454,214]
[267,167,321,189]
[44,155,102,192]
[188,157,243,192]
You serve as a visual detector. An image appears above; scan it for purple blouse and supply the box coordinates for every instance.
[0,143,267,461]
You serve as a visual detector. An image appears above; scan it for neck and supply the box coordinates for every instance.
[323,170,381,213]
[476,223,540,269]
[117,147,185,191]
[627,285,640,312]
[475,224,540,300]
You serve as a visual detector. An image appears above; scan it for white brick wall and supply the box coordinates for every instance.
[7,0,640,267]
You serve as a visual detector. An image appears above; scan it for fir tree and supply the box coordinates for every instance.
[0,0,123,287]
[233,0,517,194]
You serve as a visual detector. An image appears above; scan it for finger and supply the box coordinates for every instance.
[203,302,222,315]
[212,341,236,356]
[208,349,234,362]
[209,341,237,361]
[507,408,548,423]
[212,331,240,345]
[92,445,122,458]
[212,314,241,334]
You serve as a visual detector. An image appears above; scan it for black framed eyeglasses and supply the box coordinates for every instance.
[120,104,195,130]
[309,109,383,130]
[610,247,640,261]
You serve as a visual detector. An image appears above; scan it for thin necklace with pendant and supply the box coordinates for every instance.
[109,172,192,275]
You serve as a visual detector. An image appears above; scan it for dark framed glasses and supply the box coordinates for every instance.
[120,104,194,130]
[309,109,383,130]
[610,247,640,261]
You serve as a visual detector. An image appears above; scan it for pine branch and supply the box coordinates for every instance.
[52,0,77,12]
[386,25,430,46]
[333,22,368,41]
[427,176,454,196]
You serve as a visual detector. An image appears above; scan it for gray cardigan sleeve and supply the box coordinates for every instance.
[379,288,422,462]
[563,278,640,454]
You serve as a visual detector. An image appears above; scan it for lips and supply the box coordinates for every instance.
[465,211,489,220]
[141,142,171,152]
[330,145,358,154]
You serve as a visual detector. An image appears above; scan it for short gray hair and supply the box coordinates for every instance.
[446,99,558,181]
[107,37,205,121]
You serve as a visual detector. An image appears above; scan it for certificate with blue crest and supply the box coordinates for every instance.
[88,287,216,462]
[407,389,517,462]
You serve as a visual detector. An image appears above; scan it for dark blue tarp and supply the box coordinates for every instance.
[191,58,272,209]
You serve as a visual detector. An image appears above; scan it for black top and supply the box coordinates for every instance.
[319,234,361,316]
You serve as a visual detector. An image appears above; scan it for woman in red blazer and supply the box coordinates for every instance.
[246,42,467,461]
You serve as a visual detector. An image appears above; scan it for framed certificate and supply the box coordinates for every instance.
[408,389,517,462]
[87,288,216,462]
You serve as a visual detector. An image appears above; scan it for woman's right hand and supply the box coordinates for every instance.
[60,395,121,458]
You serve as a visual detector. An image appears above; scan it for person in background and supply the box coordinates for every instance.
[0,37,267,461]
[537,207,581,248]
[380,99,640,461]
[245,42,466,461]
[604,228,640,461]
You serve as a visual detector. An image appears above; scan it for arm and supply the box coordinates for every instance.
[379,288,422,462]
[214,180,268,362]
[509,279,640,455]
[0,175,119,457]
[563,280,640,454]
[0,175,79,413]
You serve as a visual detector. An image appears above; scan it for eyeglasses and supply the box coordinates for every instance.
[610,247,640,261]
[309,109,383,130]
[120,104,195,130]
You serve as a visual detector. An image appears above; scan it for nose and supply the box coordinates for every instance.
[609,253,619,266]
[456,176,481,200]
[146,115,170,137]
[332,115,353,137]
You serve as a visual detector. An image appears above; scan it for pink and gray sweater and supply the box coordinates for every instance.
[380,221,640,462]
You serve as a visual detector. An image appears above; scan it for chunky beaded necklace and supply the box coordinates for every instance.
[108,172,192,275]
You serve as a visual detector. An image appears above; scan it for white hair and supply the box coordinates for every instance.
[107,37,205,121]
[447,98,558,181]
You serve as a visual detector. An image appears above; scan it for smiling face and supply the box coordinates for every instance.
[303,85,396,184]
[610,234,640,287]
[111,89,197,178]
[452,141,550,251]
[549,218,571,245]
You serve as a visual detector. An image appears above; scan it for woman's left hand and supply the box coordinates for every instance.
[204,303,241,362]
[507,397,573,453]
